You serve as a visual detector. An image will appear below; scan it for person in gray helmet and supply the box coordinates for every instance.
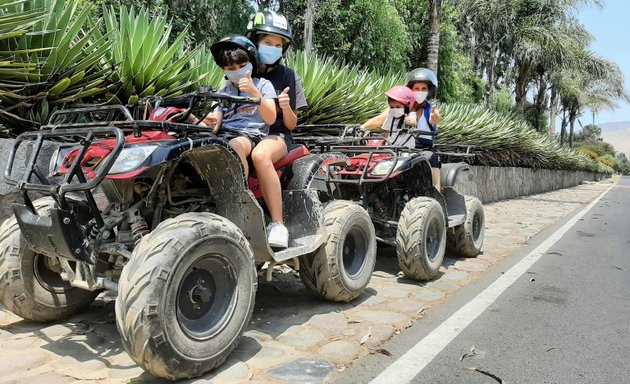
[362,68,442,191]
[404,68,442,191]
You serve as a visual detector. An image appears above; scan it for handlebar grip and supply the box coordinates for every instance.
[157,98,192,109]
[231,96,261,105]
[412,129,437,136]
[206,93,261,105]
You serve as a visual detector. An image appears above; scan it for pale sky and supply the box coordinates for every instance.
[577,1,630,125]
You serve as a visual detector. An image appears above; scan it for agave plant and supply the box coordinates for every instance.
[101,5,204,105]
[0,0,45,81]
[188,43,224,90]
[0,0,113,131]
[286,51,404,125]
[438,103,613,173]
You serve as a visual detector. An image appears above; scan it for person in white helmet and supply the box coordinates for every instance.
[245,10,308,249]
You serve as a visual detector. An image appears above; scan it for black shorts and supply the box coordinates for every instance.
[244,134,262,147]
[267,131,293,150]
[419,149,441,168]
[221,132,262,148]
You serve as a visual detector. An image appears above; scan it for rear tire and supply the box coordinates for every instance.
[396,197,446,281]
[447,196,485,257]
[300,201,376,302]
[0,197,98,322]
[115,213,256,380]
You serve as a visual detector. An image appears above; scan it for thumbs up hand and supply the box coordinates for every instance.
[238,71,258,96]
[278,87,291,110]
[429,105,441,125]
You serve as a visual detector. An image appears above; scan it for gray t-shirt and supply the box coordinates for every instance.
[219,77,277,138]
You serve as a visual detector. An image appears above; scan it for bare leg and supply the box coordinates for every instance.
[228,136,254,178]
[251,136,288,223]
[432,167,441,192]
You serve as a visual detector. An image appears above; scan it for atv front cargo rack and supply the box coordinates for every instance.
[5,127,125,194]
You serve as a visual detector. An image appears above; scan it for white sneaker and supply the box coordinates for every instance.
[267,222,289,249]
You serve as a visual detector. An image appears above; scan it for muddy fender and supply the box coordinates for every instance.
[440,162,471,188]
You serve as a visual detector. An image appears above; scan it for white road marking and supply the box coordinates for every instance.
[369,183,615,384]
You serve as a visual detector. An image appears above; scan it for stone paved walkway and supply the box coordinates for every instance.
[0,180,613,384]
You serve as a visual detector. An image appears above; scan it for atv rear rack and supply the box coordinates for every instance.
[434,144,476,164]
[317,144,401,184]
[313,143,438,190]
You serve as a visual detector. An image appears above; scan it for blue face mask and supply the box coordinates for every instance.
[224,62,253,84]
[258,44,283,65]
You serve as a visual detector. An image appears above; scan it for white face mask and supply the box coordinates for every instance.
[414,91,428,104]
[224,62,253,85]
[389,107,405,118]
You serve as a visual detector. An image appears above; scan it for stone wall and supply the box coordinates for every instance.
[453,165,603,203]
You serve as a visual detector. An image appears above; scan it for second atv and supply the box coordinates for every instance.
[295,125,485,281]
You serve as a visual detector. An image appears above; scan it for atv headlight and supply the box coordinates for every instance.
[107,145,158,174]
[371,160,395,176]
[49,145,78,176]
[372,159,405,176]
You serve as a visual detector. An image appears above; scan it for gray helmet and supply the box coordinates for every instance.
[210,35,258,70]
[406,68,438,99]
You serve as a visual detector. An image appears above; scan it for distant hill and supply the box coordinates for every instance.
[600,121,630,157]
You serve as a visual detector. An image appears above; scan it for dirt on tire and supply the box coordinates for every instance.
[446,196,485,258]
[396,196,447,281]
[299,201,376,302]
[0,197,98,322]
[115,212,257,380]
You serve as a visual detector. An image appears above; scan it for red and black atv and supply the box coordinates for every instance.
[0,88,376,380]
[295,124,485,281]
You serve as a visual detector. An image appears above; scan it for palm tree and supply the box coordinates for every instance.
[456,0,516,106]
[426,0,442,74]
[510,13,593,120]
[519,18,595,131]
[455,0,603,110]
[556,54,628,147]
[304,0,316,55]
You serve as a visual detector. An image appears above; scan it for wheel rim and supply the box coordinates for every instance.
[426,217,443,262]
[33,253,73,293]
[177,254,237,341]
[342,226,368,278]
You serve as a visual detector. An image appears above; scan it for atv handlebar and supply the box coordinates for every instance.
[139,87,261,124]
[200,91,261,106]
[144,87,261,110]
[410,129,437,137]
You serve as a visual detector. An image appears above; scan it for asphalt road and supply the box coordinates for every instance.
[334,177,630,384]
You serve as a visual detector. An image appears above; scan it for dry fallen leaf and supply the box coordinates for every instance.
[466,367,506,383]
[360,327,372,345]
[369,348,392,357]
[460,346,479,361]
